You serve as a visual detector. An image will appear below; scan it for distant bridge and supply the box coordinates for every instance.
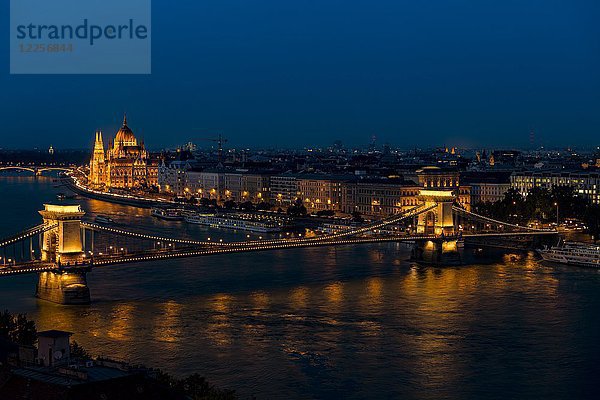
[0,166,72,176]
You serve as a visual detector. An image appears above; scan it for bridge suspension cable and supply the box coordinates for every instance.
[451,206,554,232]
[0,223,58,248]
[81,222,219,246]
[325,204,437,239]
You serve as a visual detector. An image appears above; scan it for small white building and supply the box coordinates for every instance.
[37,330,72,367]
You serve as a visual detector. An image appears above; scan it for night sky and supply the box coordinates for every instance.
[1,0,599,150]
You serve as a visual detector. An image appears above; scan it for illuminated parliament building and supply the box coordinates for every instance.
[88,115,159,190]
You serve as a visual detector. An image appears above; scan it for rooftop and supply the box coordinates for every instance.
[37,330,73,339]
[12,365,133,386]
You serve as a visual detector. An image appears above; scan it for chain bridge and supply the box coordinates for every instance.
[0,184,557,304]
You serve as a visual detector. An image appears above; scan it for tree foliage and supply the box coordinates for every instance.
[154,370,238,400]
[584,204,600,242]
[0,310,37,346]
[70,340,91,360]
[287,199,307,216]
[223,200,236,209]
[473,185,588,225]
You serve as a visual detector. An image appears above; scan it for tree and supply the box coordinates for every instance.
[523,187,552,222]
[70,340,91,360]
[584,204,600,242]
[200,198,218,207]
[287,199,307,216]
[255,202,272,211]
[238,201,255,211]
[0,310,37,346]
[351,211,364,222]
[316,210,334,217]
[550,185,587,221]
[154,370,238,400]
[223,200,236,210]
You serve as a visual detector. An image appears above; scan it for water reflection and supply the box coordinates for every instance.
[289,286,308,311]
[107,303,135,341]
[207,294,234,347]
[154,300,183,344]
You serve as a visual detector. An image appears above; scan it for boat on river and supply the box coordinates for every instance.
[151,208,184,221]
[184,212,283,233]
[539,241,600,268]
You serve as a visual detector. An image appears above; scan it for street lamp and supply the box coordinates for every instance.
[554,202,559,225]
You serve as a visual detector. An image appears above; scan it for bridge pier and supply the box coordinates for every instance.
[36,270,90,305]
[36,204,91,304]
[411,238,463,265]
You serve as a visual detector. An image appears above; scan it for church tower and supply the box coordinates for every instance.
[88,131,106,187]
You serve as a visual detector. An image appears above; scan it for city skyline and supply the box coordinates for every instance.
[1,1,599,149]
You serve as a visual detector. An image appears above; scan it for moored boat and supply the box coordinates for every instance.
[184,212,283,232]
[151,208,184,221]
[538,241,600,268]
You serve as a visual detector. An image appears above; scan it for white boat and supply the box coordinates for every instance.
[151,208,184,221]
[183,213,215,224]
[184,213,282,233]
[316,222,361,235]
[538,241,600,268]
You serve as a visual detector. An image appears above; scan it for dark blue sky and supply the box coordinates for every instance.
[1,0,599,150]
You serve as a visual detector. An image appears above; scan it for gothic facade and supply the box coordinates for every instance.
[88,116,159,190]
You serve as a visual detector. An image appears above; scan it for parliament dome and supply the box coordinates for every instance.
[114,115,137,146]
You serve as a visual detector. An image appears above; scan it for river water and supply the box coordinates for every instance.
[0,176,599,399]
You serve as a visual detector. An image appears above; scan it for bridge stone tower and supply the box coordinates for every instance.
[416,167,458,236]
[39,204,86,264]
[412,167,463,265]
[36,204,90,305]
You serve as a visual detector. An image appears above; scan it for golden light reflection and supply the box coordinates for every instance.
[398,256,562,392]
[243,292,270,346]
[250,291,269,311]
[358,277,384,337]
[206,294,234,346]
[35,301,78,334]
[366,277,383,300]
[107,303,135,341]
[324,282,344,305]
[290,286,308,310]
[154,300,182,344]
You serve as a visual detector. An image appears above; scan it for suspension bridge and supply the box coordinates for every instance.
[0,184,557,304]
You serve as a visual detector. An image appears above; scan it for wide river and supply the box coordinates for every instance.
[0,176,599,399]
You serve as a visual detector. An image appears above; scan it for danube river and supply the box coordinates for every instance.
[1,176,599,399]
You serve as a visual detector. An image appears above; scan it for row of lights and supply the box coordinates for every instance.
[93,236,412,266]
[455,207,555,232]
[83,223,215,247]
[0,223,56,248]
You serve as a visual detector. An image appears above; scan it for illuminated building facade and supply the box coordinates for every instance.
[160,166,271,202]
[88,116,159,190]
[511,170,600,204]
[297,175,346,212]
[461,171,511,204]
[268,169,471,217]
[341,179,421,217]
[270,174,300,205]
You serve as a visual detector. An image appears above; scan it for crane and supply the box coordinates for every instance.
[192,134,228,163]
